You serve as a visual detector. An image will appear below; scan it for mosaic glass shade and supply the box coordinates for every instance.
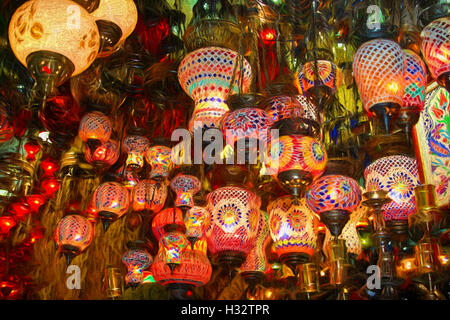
[122,248,152,286]
[306,175,362,214]
[84,140,119,166]
[78,111,112,143]
[161,232,189,266]
[353,39,405,114]
[268,196,319,259]
[177,47,252,132]
[264,95,321,126]
[151,207,184,242]
[145,145,173,179]
[296,60,341,96]
[364,155,420,220]
[122,135,150,170]
[421,17,450,81]
[132,179,167,214]
[55,214,94,252]
[185,206,209,241]
[170,174,201,209]
[266,135,327,179]
[403,50,427,110]
[205,186,261,257]
[0,105,14,143]
[8,0,99,76]
[92,181,130,219]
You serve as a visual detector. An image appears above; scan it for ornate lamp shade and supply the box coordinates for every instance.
[264,95,321,139]
[78,112,112,153]
[353,39,405,129]
[160,232,189,271]
[145,145,173,180]
[268,196,319,269]
[91,0,138,57]
[132,179,167,215]
[151,207,184,242]
[55,214,94,264]
[178,47,252,132]
[306,175,362,237]
[170,174,201,210]
[0,105,14,144]
[122,135,150,171]
[184,206,209,247]
[421,17,450,90]
[92,182,130,230]
[84,140,119,167]
[364,155,420,221]
[8,0,100,97]
[205,186,261,268]
[266,135,327,196]
[122,248,153,288]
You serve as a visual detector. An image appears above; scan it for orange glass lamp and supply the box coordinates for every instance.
[178,47,253,133]
[184,206,209,247]
[170,174,201,211]
[421,17,450,91]
[91,0,138,57]
[122,135,150,171]
[268,196,319,272]
[145,145,173,180]
[92,182,130,230]
[84,140,119,168]
[8,0,100,98]
[78,111,112,153]
[353,39,405,133]
[132,179,167,216]
[151,207,185,243]
[122,248,153,289]
[55,214,94,264]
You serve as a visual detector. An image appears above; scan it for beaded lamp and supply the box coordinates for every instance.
[78,111,112,153]
[170,174,201,211]
[122,135,150,171]
[92,181,130,230]
[132,179,167,215]
[145,145,173,180]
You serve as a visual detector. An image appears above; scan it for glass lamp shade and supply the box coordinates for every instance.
[91,0,138,57]
[122,135,150,171]
[205,186,261,268]
[151,207,184,242]
[92,182,130,230]
[160,232,189,267]
[170,174,201,210]
[403,50,427,111]
[352,39,405,118]
[55,214,94,264]
[78,111,112,149]
[84,139,119,167]
[364,155,420,221]
[131,179,167,214]
[145,145,173,180]
[421,17,450,90]
[8,0,100,96]
[177,47,252,132]
[184,206,209,246]
[268,196,319,267]
[0,104,14,144]
[122,248,152,287]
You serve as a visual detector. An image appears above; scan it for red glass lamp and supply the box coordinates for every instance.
[151,207,185,242]
[145,145,173,180]
[84,140,119,168]
[132,179,167,215]
[122,248,153,288]
[184,206,209,247]
[78,111,112,153]
[92,182,130,230]
[122,135,150,171]
[170,174,201,211]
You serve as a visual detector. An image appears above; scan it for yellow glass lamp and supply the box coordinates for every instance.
[8,0,100,98]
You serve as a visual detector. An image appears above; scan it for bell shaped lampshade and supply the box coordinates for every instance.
[268,196,319,270]
[184,206,209,247]
[0,104,14,144]
[145,145,173,180]
[306,175,362,237]
[364,155,420,221]
[122,248,153,288]
[92,181,130,230]
[8,0,100,97]
[151,207,184,242]
[132,179,167,215]
[353,39,405,129]
[55,214,94,264]
[178,47,253,132]
[122,135,150,171]
[91,0,138,57]
[170,174,201,210]
[78,111,112,152]
[205,186,261,268]
[84,139,119,167]
[421,17,450,90]
[266,134,327,196]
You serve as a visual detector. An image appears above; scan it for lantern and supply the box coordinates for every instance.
[306,175,362,237]
[353,39,405,132]
[266,135,327,196]
[268,196,319,270]
[145,145,173,180]
[78,112,112,153]
[132,179,167,215]
[205,186,261,268]
[184,206,209,247]
[170,174,201,211]
[55,214,94,264]
[364,155,420,224]
[84,140,119,167]
[92,182,130,230]
[151,207,185,242]
[421,17,450,91]
[122,135,150,171]
[178,47,253,132]
[122,248,153,288]
[160,232,189,273]
[91,0,138,57]
[8,0,100,97]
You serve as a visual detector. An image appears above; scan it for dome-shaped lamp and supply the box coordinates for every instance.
[178,47,253,133]
[8,0,100,98]
[132,179,168,216]
[170,174,201,212]
[145,145,173,180]
[184,206,209,248]
[92,182,130,231]
[353,39,405,133]
[122,135,150,171]
[78,111,112,153]
[55,213,94,265]
[122,248,152,289]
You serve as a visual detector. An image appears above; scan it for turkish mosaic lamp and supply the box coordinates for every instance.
[145,145,173,180]
[78,111,112,153]
[132,179,168,215]
[122,248,153,288]
[170,174,201,211]
[184,206,210,247]
[122,135,150,171]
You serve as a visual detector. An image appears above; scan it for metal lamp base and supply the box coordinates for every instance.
[277,169,312,197]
